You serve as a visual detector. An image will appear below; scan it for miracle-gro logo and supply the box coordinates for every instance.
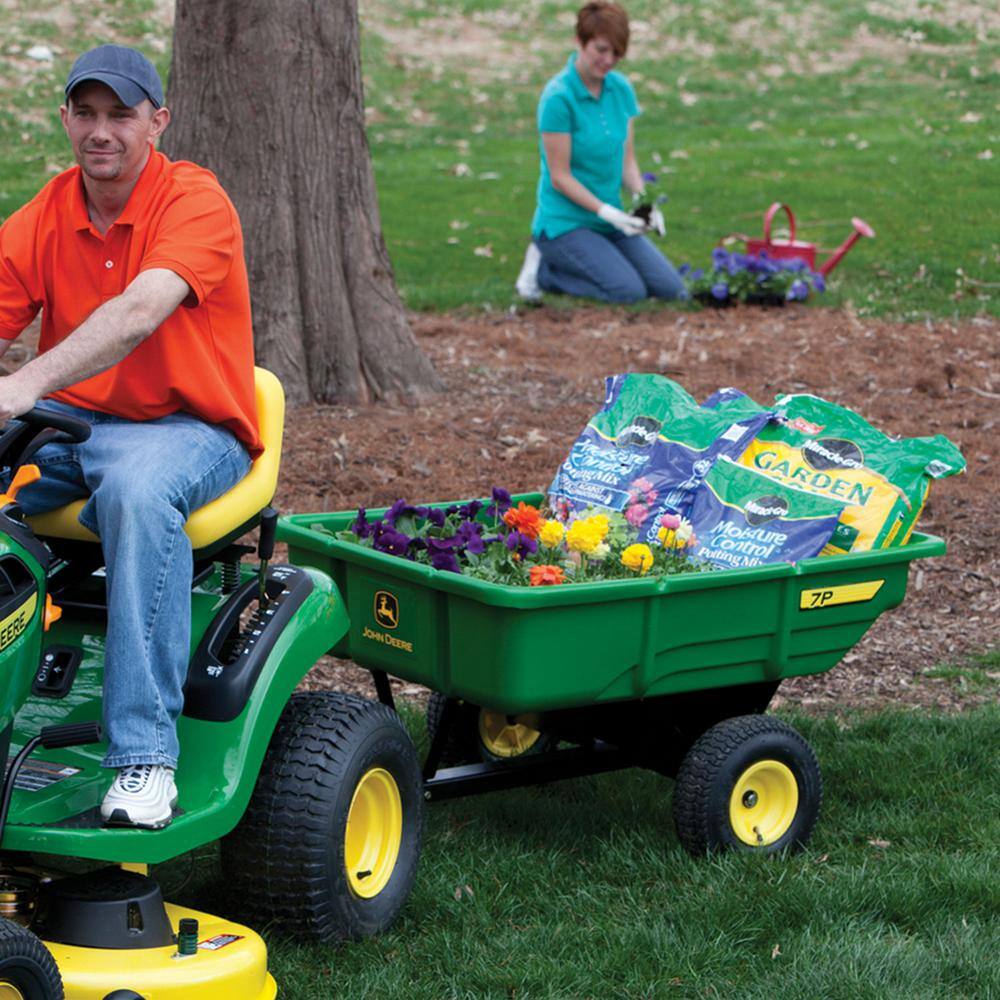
[616,415,660,449]
[744,495,789,526]
[803,437,865,472]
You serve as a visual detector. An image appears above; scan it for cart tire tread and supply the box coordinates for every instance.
[672,714,822,857]
[221,691,423,942]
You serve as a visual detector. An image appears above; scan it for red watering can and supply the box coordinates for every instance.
[745,202,876,275]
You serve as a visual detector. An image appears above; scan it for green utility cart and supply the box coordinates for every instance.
[279,493,944,856]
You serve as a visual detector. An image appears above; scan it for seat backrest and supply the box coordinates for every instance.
[27,367,285,551]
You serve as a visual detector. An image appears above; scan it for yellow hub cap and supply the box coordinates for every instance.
[729,760,799,847]
[0,984,25,1000]
[345,767,402,899]
[478,710,542,758]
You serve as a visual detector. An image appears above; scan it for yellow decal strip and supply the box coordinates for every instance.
[800,580,885,610]
[0,592,37,651]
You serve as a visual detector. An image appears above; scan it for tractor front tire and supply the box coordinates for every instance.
[672,715,822,856]
[221,691,424,942]
[0,918,62,999]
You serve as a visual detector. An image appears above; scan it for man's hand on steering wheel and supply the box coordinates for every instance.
[0,376,41,425]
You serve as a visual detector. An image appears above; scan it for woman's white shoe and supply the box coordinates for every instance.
[515,242,542,301]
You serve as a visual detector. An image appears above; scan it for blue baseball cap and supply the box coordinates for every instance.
[65,44,164,109]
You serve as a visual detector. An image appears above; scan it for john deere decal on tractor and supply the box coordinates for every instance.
[0,369,950,999]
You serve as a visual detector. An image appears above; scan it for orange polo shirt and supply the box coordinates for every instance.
[0,148,261,456]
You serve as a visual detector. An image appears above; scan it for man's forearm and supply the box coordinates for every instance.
[0,268,189,418]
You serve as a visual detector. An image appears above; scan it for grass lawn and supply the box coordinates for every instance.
[161,705,1000,999]
[0,0,997,318]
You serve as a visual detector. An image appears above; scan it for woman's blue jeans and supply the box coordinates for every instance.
[537,228,689,303]
[13,400,251,770]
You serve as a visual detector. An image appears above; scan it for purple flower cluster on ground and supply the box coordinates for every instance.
[680,248,826,305]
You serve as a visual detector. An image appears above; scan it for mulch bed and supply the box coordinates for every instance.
[279,304,999,714]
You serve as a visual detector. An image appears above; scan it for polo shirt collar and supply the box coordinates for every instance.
[565,52,596,102]
[70,144,164,233]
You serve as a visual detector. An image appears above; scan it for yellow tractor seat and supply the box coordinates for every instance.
[27,367,284,557]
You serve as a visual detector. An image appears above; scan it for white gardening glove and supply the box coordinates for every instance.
[648,206,666,237]
[597,203,646,237]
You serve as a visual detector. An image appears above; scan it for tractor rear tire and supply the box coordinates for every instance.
[221,691,424,942]
[672,715,822,856]
[0,918,63,999]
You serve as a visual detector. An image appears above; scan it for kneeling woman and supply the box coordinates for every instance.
[516,1,687,304]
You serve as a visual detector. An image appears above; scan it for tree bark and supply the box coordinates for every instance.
[162,0,441,405]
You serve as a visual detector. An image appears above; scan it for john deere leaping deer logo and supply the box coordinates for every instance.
[374,591,399,630]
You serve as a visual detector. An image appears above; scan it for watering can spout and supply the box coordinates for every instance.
[819,217,875,276]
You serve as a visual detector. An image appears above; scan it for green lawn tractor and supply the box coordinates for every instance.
[0,368,425,999]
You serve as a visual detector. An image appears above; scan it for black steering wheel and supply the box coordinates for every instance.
[0,407,92,476]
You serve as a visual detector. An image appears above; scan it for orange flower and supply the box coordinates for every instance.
[503,501,544,539]
[529,564,565,586]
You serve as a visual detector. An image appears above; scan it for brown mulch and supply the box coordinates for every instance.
[280,305,999,715]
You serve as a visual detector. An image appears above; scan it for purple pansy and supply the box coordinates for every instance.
[350,507,372,539]
[430,551,461,573]
[711,282,730,301]
[786,279,809,301]
[812,272,826,293]
[485,487,512,519]
[505,531,538,558]
[455,520,486,555]
[642,171,658,183]
[372,526,412,557]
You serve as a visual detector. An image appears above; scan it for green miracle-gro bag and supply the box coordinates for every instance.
[736,393,966,553]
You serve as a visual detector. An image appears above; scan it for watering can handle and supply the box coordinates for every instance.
[762,202,795,242]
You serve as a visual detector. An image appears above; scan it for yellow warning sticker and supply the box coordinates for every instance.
[799,580,885,610]
[0,592,36,651]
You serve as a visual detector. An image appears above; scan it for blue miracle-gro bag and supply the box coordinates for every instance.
[686,457,850,569]
[548,374,773,544]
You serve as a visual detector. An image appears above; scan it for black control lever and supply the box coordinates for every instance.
[257,507,278,608]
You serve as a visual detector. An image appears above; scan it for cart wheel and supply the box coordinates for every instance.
[221,691,424,942]
[0,918,63,999]
[672,715,822,856]
[426,692,552,764]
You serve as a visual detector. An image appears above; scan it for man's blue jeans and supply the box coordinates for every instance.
[537,228,689,303]
[13,400,251,770]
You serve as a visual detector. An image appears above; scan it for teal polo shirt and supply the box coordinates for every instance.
[531,53,640,240]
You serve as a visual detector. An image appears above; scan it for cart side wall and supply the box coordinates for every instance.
[283,514,942,714]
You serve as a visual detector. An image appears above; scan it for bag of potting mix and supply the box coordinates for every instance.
[733,393,966,553]
[547,374,772,543]
[685,457,850,568]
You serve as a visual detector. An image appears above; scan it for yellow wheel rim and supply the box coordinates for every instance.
[478,710,542,758]
[0,984,26,1000]
[729,760,799,847]
[344,767,402,899]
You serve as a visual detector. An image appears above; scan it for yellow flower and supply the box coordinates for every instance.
[622,543,654,574]
[658,526,677,547]
[538,519,566,548]
[566,519,604,555]
[587,514,610,540]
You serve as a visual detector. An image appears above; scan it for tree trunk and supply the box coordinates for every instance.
[162,0,441,405]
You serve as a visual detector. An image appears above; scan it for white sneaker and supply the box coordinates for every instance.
[515,242,542,302]
[101,764,178,830]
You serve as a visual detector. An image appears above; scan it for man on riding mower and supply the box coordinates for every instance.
[0,46,260,829]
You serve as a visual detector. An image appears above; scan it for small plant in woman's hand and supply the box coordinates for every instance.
[631,172,668,235]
